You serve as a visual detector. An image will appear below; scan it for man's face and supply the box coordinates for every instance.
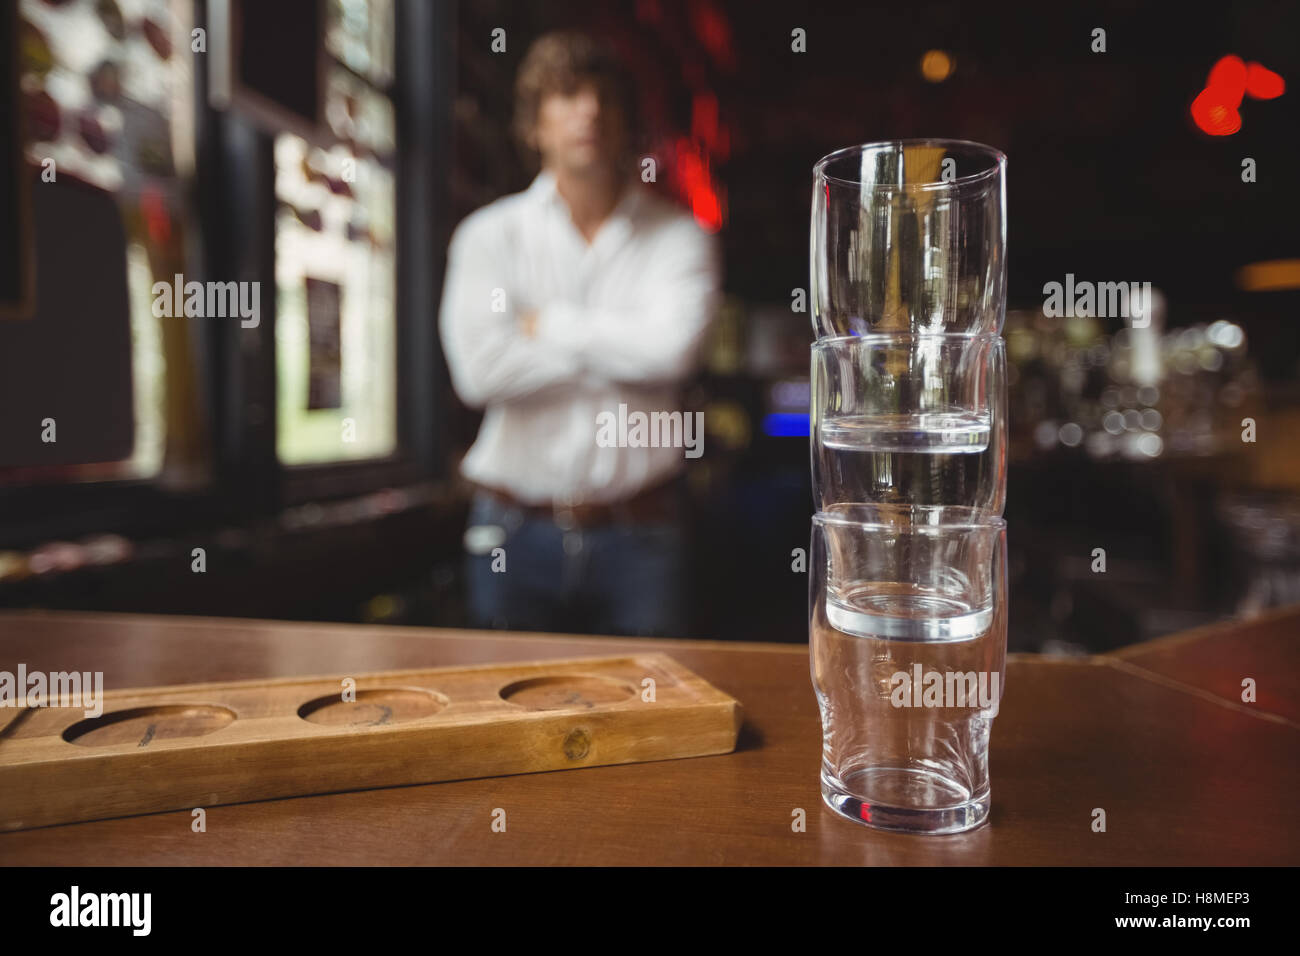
[534,76,627,175]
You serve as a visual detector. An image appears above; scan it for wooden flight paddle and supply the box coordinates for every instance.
[0,653,743,831]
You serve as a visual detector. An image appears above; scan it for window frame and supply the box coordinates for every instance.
[0,0,455,549]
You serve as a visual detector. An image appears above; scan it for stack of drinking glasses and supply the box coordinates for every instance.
[808,140,1009,834]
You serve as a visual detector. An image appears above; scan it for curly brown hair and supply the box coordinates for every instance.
[513,30,638,170]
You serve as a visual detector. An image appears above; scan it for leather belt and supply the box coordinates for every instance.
[472,476,683,530]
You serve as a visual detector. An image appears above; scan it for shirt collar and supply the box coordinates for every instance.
[528,168,561,204]
[529,169,642,224]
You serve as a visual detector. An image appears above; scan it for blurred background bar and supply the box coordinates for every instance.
[1,0,1298,653]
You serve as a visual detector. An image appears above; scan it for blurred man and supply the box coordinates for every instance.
[439,31,722,637]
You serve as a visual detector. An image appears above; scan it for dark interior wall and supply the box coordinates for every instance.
[722,2,1299,343]
[451,1,1300,370]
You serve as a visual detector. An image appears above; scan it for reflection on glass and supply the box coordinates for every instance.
[326,0,394,87]
[274,133,396,465]
[17,0,196,481]
[325,64,395,157]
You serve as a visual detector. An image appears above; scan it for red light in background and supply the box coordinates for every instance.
[1245,62,1285,99]
[675,136,723,233]
[657,5,732,234]
[1191,54,1284,135]
[1191,87,1242,135]
[691,91,718,151]
[692,186,723,234]
[1207,55,1246,107]
[690,1,735,72]
[691,90,729,161]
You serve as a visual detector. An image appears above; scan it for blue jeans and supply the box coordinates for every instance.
[463,490,688,637]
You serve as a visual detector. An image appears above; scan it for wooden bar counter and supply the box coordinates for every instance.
[1,607,1297,866]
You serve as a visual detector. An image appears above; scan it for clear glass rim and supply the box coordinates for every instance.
[812,331,1005,350]
[813,505,1006,533]
[813,138,1007,194]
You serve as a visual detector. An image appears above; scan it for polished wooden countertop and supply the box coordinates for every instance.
[1,606,1297,865]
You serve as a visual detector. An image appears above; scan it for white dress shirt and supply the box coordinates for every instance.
[438,169,722,506]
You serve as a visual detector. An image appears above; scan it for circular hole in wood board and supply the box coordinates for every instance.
[62,704,237,748]
[499,675,636,711]
[297,688,448,727]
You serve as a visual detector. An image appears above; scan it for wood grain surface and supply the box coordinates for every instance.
[0,608,1296,865]
[0,653,741,831]
[1110,603,1300,726]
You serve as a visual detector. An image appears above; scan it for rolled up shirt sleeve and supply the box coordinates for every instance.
[438,212,584,409]
[533,219,722,386]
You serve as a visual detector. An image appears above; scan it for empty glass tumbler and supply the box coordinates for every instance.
[811,332,1007,515]
[811,139,1007,340]
[810,505,1008,833]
